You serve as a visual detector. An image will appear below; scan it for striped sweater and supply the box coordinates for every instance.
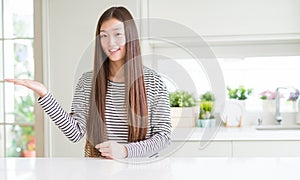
[38,67,171,158]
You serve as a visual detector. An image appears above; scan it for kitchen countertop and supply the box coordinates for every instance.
[171,126,300,141]
[1,157,300,180]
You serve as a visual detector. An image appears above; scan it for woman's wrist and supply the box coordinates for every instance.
[39,90,48,98]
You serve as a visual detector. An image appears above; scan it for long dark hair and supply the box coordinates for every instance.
[85,7,148,157]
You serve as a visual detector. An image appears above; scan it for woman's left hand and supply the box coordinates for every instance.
[95,141,128,159]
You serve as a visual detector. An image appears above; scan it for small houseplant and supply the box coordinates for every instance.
[200,91,215,102]
[196,91,216,128]
[260,90,276,112]
[169,91,197,128]
[227,85,253,100]
[169,91,197,107]
[22,136,36,157]
[260,90,276,100]
[287,89,299,111]
[287,89,299,102]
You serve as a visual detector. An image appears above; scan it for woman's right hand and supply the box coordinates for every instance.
[5,79,48,98]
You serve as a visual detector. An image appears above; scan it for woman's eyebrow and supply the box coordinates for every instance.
[100,27,122,32]
[112,27,122,31]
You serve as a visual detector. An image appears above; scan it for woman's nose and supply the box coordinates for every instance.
[108,36,117,46]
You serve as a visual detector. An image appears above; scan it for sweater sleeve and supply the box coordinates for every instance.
[124,79,172,158]
[37,73,91,143]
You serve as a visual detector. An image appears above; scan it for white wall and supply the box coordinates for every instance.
[43,0,300,157]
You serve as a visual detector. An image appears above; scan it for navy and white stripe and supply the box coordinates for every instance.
[38,66,171,158]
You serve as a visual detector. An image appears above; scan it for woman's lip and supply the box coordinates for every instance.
[110,49,120,55]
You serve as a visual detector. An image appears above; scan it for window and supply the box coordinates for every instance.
[219,56,300,112]
[156,58,211,98]
[158,55,300,113]
[0,0,35,157]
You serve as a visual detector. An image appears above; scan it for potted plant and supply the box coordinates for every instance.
[169,91,197,128]
[22,136,36,157]
[196,91,216,128]
[260,90,276,112]
[200,91,215,102]
[227,85,253,100]
[287,89,299,111]
[227,85,252,107]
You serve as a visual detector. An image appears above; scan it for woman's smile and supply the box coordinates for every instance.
[109,48,121,55]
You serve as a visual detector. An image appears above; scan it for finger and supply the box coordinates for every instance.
[98,147,111,153]
[95,143,106,149]
[98,141,112,149]
[101,152,112,158]
[95,142,108,149]
[5,79,19,83]
[4,78,14,81]
[6,79,38,90]
[5,79,27,86]
[95,144,100,149]
[104,155,113,160]
[106,156,113,160]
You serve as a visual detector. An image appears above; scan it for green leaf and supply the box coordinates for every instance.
[169,91,196,107]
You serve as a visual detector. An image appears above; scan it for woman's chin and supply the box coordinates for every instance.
[109,56,124,62]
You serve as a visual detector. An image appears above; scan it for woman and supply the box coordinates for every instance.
[6,6,171,159]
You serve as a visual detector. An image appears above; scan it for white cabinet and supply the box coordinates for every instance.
[145,0,300,58]
[147,0,300,37]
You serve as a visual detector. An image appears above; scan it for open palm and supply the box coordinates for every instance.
[5,79,48,98]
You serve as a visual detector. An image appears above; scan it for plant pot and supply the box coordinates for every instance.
[196,119,202,127]
[262,100,275,112]
[22,150,36,157]
[171,107,197,128]
[196,119,216,128]
[238,100,246,107]
[293,101,297,112]
[201,119,210,128]
[198,119,210,128]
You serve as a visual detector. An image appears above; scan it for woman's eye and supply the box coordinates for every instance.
[116,33,123,36]
[100,34,107,38]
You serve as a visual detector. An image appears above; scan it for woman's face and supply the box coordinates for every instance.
[100,18,126,62]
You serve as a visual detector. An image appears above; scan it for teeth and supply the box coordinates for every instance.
[109,48,119,53]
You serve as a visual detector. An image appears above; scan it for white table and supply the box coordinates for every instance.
[1,157,300,180]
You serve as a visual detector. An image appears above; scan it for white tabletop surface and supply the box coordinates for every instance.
[1,157,300,180]
[172,127,300,141]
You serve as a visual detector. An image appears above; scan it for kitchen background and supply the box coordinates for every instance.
[0,0,300,157]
